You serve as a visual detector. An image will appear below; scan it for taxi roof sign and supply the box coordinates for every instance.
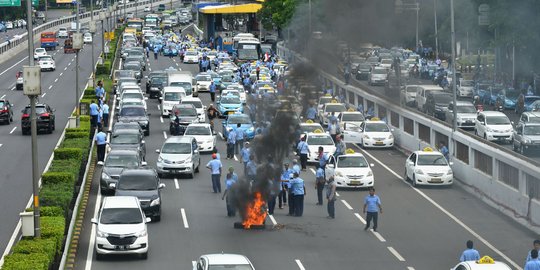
[331,99,339,103]
[313,129,323,133]
[370,117,380,121]
[305,119,314,124]
[423,147,434,152]
[347,108,356,112]
[345,148,355,154]
[476,256,495,264]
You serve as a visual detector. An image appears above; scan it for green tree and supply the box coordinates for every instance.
[258,0,298,32]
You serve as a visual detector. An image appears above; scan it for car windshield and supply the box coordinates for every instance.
[196,75,211,81]
[364,123,390,132]
[524,126,540,135]
[164,92,184,101]
[228,115,251,124]
[39,56,53,61]
[456,105,476,113]
[111,134,139,144]
[170,82,192,93]
[406,87,417,93]
[124,64,140,70]
[359,64,371,70]
[221,96,241,104]
[224,91,240,97]
[181,100,201,108]
[162,143,191,154]
[185,126,211,135]
[118,174,157,190]
[100,208,142,224]
[325,104,346,113]
[186,51,197,56]
[24,107,47,114]
[151,76,167,84]
[342,113,364,121]
[105,154,139,167]
[486,116,510,125]
[175,107,197,116]
[461,80,474,86]
[120,107,145,116]
[525,97,540,104]
[123,93,143,99]
[527,116,540,123]
[372,69,386,74]
[308,134,334,145]
[208,266,253,270]
[433,94,453,104]
[300,125,322,133]
[35,48,45,53]
[417,154,448,166]
[338,156,368,168]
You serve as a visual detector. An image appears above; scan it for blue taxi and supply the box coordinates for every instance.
[217,94,243,116]
[221,113,255,140]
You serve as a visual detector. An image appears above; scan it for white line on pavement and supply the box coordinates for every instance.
[341,199,353,210]
[64,67,67,71]
[175,62,179,66]
[192,261,196,268]
[0,57,28,77]
[157,104,160,110]
[84,180,102,270]
[41,92,46,98]
[148,67,152,72]
[407,267,415,270]
[174,178,179,189]
[335,192,340,197]
[68,62,71,66]
[353,143,522,270]
[0,144,3,148]
[218,132,224,140]
[163,131,167,139]
[54,78,58,82]
[48,85,52,90]
[309,168,316,174]
[387,247,405,262]
[372,231,386,242]
[295,259,306,270]
[59,72,63,76]
[354,213,366,224]
[233,155,238,161]
[9,127,16,134]
[0,95,5,99]
[10,86,15,91]
[180,208,189,228]
[268,214,277,225]
[160,116,163,123]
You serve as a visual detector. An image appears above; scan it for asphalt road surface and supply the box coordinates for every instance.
[73,36,535,270]
[2,9,74,41]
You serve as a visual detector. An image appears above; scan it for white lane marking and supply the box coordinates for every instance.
[372,231,386,242]
[59,72,63,76]
[268,214,277,225]
[0,144,3,148]
[180,208,189,228]
[407,267,415,270]
[295,259,306,270]
[157,104,160,110]
[41,92,46,98]
[354,212,366,224]
[387,247,405,262]
[0,57,28,77]
[10,86,15,91]
[174,178,179,189]
[9,127,17,134]
[160,116,163,123]
[68,62,71,66]
[64,67,67,71]
[192,261,196,268]
[148,67,152,72]
[353,143,522,270]
[0,95,5,99]
[175,62,179,67]
[309,168,316,175]
[54,78,58,82]
[335,192,340,197]
[84,180,102,270]
[163,131,168,139]
[341,199,353,210]
[218,132,224,140]
[48,85,52,90]
[233,155,238,161]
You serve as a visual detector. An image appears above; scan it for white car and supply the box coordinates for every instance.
[401,85,418,106]
[358,119,394,148]
[226,84,247,104]
[5,21,13,29]
[91,196,150,260]
[57,27,69,38]
[33,48,47,60]
[405,147,453,187]
[222,89,246,104]
[457,79,474,97]
[143,6,151,12]
[451,256,511,270]
[83,32,92,43]
[446,101,477,129]
[183,123,216,152]
[193,254,255,270]
[195,73,212,92]
[304,131,336,163]
[181,96,206,122]
[318,102,346,126]
[184,50,199,63]
[368,67,388,86]
[338,110,365,131]
[299,121,324,136]
[119,89,147,110]
[160,86,186,116]
[325,151,374,188]
[38,55,56,71]
[475,111,513,142]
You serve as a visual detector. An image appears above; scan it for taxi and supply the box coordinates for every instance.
[222,112,255,140]
[358,118,394,148]
[183,49,199,63]
[451,256,511,270]
[339,109,365,144]
[305,129,336,163]
[299,120,323,135]
[318,100,346,126]
[405,147,453,187]
[226,84,247,104]
[217,93,243,116]
[317,95,334,112]
[325,149,374,188]
[222,89,246,104]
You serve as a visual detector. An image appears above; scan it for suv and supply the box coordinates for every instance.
[91,196,150,260]
[114,168,164,221]
[518,111,540,124]
[110,129,146,160]
[117,105,150,136]
[57,27,69,38]
[445,101,477,129]
[475,111,513,143]
[368,67,388,86]
[424,91,453,120]
[100,149,145,195]
[21,104,55,135]
[169,104,199,135]
[0,99,13,124]
[512,122,540,155]
[355,63,371,80]
[156,136,201,178]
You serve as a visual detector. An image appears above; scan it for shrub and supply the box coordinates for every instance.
[84,88,95,97]
[80,115,90,122]
[41,216,66,254]
[41,172,74,186]
[54,148,83,160]
[61,137,90,150]
[65,132,88,139]
[40,183,74,214]
[66,127,90,133]
[48,159,81,182]
[12,238,57,262]
[40,206,64,217]
[2,253,50,270]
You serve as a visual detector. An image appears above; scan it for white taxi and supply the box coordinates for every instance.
[181,96,206,122]
[318,100,347,126]
[405,147,453,187]
[325,149,374,188]
[299,120,324,135]
[451,256,511,270]
[304,129,336,163]
[38,55,56,71]
[183,123,216,152]
[222,89,246,104]
[339,109,365,144]
[184,50,199,63]
[33,48,47,60]
[358,118,394,148]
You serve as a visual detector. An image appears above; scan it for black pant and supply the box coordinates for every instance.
[288,190,295,215]
[267,195,276,215]
[327,199,335,218]
[316,182,325,205]
[210,92,215,102]
[293,194,304,216]
[97,144,106,162]
[103,113,109,128]
[278,188,287,208]
[300,154,308,170]
[226,143,235,158]
[226,196,236,217]
[90,115,98,128]
[154,52,158,59]
[365,211,378,230]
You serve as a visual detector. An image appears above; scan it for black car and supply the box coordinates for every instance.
[123,61,143,81]
[147,75,168,98]
[100,149,145,195]
[0,99,14,124]
[424,91,453,120]
[169,104,199,135]
[110,129,146,160]
[112,121,144,136]
[114,168,164,221]
[21,103,55,135]
[355,63,371,80]
[117,105,150,136]
[145,71,167,93]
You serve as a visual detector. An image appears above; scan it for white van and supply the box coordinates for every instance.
[167,71,195,96]
[161,86,186,116]
[415,85,444,112]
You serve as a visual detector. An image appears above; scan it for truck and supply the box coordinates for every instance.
[166,70,195,96]
[40,32,57,50]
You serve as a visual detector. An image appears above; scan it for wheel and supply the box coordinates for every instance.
[188,167,194,179]
[48,123,53,134]
[412,175,417,187]
[404,170,409,181]
[144,129,149,136]
[484,134,487,140]
[22,128,30,135]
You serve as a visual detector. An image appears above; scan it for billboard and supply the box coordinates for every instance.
[0,0,22,7]
[56,0,73,3]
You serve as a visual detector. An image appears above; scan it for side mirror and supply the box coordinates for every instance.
[155,149,161,153]
[449,161,454,166]
[146,217,152,223]
[91,218,98,224]
[141,140,146,144]
[159,183,166,189]
[370,163,375,167]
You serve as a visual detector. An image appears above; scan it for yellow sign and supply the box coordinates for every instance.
[56,0,72,3]
[347,108,356,112]
[370,117,380,121]
[331,99,338,103]
[345,148,355,154]
[305,120,314,124]
[313,129,323,133]
[423,147,433,152]
[325,94,331,96]
[477,256,495,264]
[105,32,115,41]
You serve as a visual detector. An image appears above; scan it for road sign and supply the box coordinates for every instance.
[32,0,38,6]
[0,0,21,7]
[56,0,72,3]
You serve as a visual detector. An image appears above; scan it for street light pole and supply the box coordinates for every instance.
[75,0,81,127]
[450,0,457,132]
[415,2,419,48]
[101,12,106,61]
[434,0,439,59]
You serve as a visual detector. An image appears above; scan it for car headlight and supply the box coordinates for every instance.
[414,169,424,175]
[97,229,109,238]
[248,127,254,132]
[335,171,344,177]
[363,135,370,139]
[136,230,147,237]
[367,170,373,177]
[485,127,493,132]
[525,138,532,144]
[101,172,110,180]
[388,134,394,139]
[150,197,161,206]
[447,169,453,175]
[158,156,163,162]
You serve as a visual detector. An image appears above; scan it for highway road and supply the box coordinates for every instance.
[73,38,536,270]
[2,9,74,41]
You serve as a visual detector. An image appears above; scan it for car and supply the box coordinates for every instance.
[338,110,365,130]
[183,50,199,63]
[221,113,255,141]
[217,94,243,116]
[21,103,55,135]
[226,84,247,104]
[160,86,186,116]
[123,62,143,81]
[100,149,145,195]
[143,6,150,12]
[38,55,56,71]
[110,129,146,160]
[193,254,255,270]
[445,101,477,129]
[57,27,69,38]
[146,75,167,98]
[169,104,200,135]
[83,32,92,43]
[299,121,324,135]
[424,91,453,120]
[318,101,346,126]
[0,99,14,124]
[113,70,137,92]
[451,255,511,270]
[484,84,504,105]
[519,111,540,124]
[5,21,13,29]
[114,168,164,221]
[405,147,453,187]
[325,149,374,188]
[304,130,336,163]
[126,52,147,71]
[368,67,388,86]
[222,89,246,104]
[112,121,144,136]
[155,136,201,178]
[457,79,474,97]
[512,122,540,155]
[498,87,520,109]
[15,71,23,90]
[33,48,47,60]
[163,45,178,56]
[118,98,145,111]
[184,123,216,152]
[475,111,513,143]
[400,85,418,106]
[118,89,147,110]
[181,97,206,122]
[358,118,394,148]
[195,73,212,92]
[523,96,540,112]
[91,196,150,260]
[355,63,372,80]
[117,105,150,136]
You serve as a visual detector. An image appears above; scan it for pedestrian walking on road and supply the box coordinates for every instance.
[153,46,159,60]
[526,240,540,263]
[459,240,481,262]
[267,178,278,215]
[525,249,540,270]
[279,163,292,209]
[206,154,222,193]
[102,103,110,128]
[226,128,237,159]
[296,136,309,171]
[209,81,216,102]
[89,100,99,130]
[240,142,251,176]
[326,176,337,219]
[439,140,450,161]
[315,165,325,205]
[363,187,382,231]
[290,172,305,217]
[235,123,244,155]
[222,172,237,217]
[246,154,257,182]
[95,128,107,164]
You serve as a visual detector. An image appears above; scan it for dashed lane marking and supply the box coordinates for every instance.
[10,86,15,91]
[309,168,316,174]
[54,78,58,82]
[0,95,5,99]
[48,85,52,90]
[407,267,415,270]
[41,92,46,98]
[59,72,63,76]
[9,127,17,134]
[341,199,353,210]
[387,247,405,262]
[354,212,366,224]
[268,214,277,225]
[180,208,189,228]
[295,259,306,270]
[160,116,163,123]
[174,178,179,189]
[64,67,67,71]
[335,192,340,197]
[233,155,238,161]
[373,231,386,242]
[163,131,167,139]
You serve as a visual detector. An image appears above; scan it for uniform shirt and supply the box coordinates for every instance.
[527,250,539,263]
[297,141,309,154]
[241,147,251,163]
[102,104,109,114]
[225,178,235,190]
[209,83,216,93]
[364,194,381,213]
[89,103,99,116]
[227,129,237,144]
[95,132,107,145]
[326,179,337,200]
[440,146,449,160]
[281,168,293,188]
[525,259,540,270]
[229,172,238,183]
[335,140,346,155]
[318,152,329,168]
[459,248,480,262]
[206,159,222,175]
[315,168,324,179]
[306,107,317,119]
[235,128,245,140]
[246,161,257,176]
[292,164,301,175]
[290,177,305,195]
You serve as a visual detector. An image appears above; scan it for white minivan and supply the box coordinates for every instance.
[161,86,186,116]
[415,85,444,112]
[475,111,513,142]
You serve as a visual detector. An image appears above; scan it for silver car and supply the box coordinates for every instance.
[512,122,540,155]
[155,137,201,178]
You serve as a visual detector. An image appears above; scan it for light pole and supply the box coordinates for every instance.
[434,0,439,59]
[74,0,82,127]
[450,0,457,132]
[90,21,96,87]
[100,11,106,61]
[395,0,420,48]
